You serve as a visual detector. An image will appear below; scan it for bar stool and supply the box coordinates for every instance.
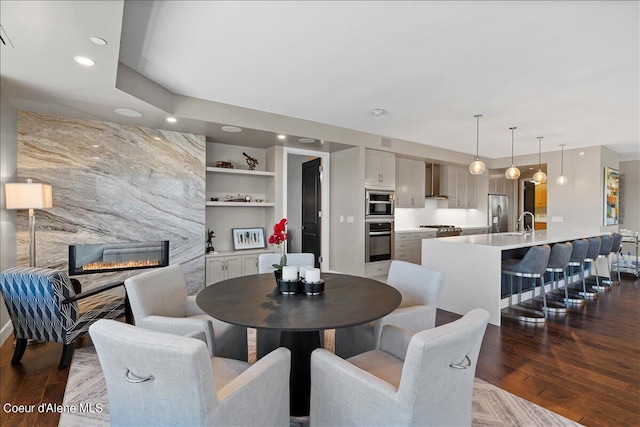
[610,233,623,285]
[584,237,603,291]
[544,242,573,311]
[501,245,551,323]
[588,235,613,291]
[565,239,595,300]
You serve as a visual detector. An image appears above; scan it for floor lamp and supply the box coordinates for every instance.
[4,179,53,267]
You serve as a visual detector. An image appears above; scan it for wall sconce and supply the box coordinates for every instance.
[469,114,486,175]
[505,127,521,180]
[533,136,547,184]
[4,179,53,267]
[557,144,568,185]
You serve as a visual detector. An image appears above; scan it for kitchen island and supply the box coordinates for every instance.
[421,230,607,326]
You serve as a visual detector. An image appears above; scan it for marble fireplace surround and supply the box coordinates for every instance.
[16,112,206,293]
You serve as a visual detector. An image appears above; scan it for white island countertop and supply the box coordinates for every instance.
[435,230,607,250]
[422,229,608,326]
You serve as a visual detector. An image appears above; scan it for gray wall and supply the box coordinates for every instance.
[17,112,206,294]
[620,160,640,255]
[330,147,365,275]
[0,92,18,344]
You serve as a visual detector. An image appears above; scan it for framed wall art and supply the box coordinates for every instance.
[604,167,619,226]
[232,227,266,250]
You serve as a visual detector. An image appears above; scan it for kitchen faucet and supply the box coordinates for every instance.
[517,211,535,234]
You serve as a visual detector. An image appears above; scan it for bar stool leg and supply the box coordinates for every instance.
[539,276,548,314]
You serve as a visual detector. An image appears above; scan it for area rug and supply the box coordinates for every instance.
[60,330,581,426]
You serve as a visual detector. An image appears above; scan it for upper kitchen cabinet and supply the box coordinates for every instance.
[535,183,547,207]
[489,172,512,196]
[441,165,477,209]
[365,149,396,189]
[395,158,425,208]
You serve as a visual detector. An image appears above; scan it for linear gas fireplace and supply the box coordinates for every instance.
[69,241,169,276]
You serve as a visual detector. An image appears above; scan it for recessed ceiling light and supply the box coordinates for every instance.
[221,126,242,133]
[166,117,177,123]
[277,134,286,140]
[579,151,585,156]
[74,56,96,66]
[529,167,534,170]
[298,138,315,144]
[91,144,100,148]
[114,108,142,117]
[90,36,107,45]
[154,137,161,141]
[370,109,385,117]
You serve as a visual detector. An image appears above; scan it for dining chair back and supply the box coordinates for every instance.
[90,319,291,427]
[125,265,247,361]
[311,308,490,426]
[335,260,443,359]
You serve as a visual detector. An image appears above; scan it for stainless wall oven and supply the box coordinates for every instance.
[365,220,394,263]
[365,189,395,219]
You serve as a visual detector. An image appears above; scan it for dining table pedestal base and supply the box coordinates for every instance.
[279,330,322,417]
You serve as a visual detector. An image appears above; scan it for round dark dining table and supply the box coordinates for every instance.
[196,272,402,416]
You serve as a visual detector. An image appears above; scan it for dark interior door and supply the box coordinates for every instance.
[302,158,321,268]
[523,181,536,230]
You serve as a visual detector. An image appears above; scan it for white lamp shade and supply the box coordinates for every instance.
[5,182,53,209]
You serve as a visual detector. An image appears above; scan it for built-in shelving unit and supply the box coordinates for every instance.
[206,167,276,177]
[205,142,277,283]
[206,201,276,207]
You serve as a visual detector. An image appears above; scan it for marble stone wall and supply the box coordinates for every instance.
[17,112,206,294]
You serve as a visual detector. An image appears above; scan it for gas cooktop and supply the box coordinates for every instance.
[419,225,462,236]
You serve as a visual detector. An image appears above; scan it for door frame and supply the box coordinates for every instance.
[283,147,331,272]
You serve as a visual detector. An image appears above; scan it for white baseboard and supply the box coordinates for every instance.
[1,320,13,346]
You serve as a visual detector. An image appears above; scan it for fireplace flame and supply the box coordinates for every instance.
[82,260,160,271]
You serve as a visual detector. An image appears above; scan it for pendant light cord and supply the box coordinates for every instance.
[475,114,482,158]
[509,127,517,164]
[537,137,543,169]
[560,144,565,175]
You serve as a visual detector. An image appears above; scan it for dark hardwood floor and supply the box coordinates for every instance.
[1,274,638,426]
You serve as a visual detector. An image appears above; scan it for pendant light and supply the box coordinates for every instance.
[532,136,547,184]
[469,114,486,175]
[557,144,568,185]
[505,127,521,180]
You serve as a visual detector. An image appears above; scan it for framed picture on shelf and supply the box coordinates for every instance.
[232,227,266,250]
[603,167,619,226]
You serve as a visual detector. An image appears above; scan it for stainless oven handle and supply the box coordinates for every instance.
[368,201,392,204]
[369,231,392,236]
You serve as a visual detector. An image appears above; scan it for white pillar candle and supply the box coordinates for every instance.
[299,265,314,279]
[282,266,298,281]
[305,268,321,283]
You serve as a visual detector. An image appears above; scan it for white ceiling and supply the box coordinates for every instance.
[1,1,639,160]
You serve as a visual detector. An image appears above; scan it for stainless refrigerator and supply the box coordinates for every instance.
[488,194,508,233]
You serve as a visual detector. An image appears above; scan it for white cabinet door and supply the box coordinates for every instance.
[379,152,396,188]
[365,150,382,187]
[411,160,425,206]
[242,254,259,276]
[206,257,225,286]
[466,173,477,209]
[395,158,413,207]
[226,255,242,280]
[365,150,395,189]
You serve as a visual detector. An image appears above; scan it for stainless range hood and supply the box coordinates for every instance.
[425,163,452,199]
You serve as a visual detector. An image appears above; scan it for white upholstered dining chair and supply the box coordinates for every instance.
[124,265,248,361]
[335,260,443,359]
[90,319,291,427]
[310,308,490,427]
